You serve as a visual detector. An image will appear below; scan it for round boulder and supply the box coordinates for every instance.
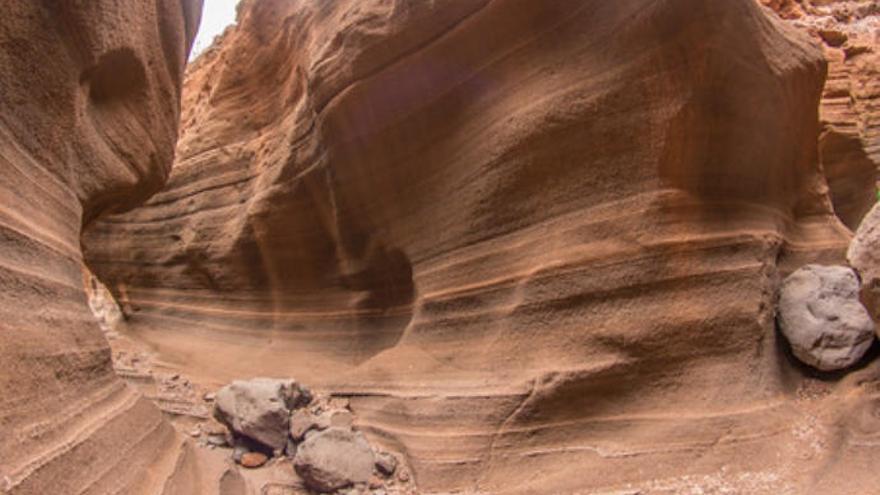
[777,264,876,371]
[293,428,375,493]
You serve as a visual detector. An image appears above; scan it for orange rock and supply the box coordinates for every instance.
[239,452,269,469]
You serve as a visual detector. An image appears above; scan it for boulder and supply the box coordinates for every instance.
[294,428,375,493]
[848,202,880,322]
[214,378,309,451]
[777,265,876,371]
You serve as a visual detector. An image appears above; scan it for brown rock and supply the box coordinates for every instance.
[818,29,848,47]
[239,451,269,469]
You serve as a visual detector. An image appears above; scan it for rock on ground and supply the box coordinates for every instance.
[214,378,309,451]
[294,428,375,493]
[778,264,876,371]
[375,452,397,476]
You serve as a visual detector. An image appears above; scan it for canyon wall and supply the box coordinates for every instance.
[82,0,880,493]
[0,2,201,494]
[764,0,880,229]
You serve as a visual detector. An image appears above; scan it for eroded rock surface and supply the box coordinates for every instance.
[762,0,880,229]
[0,1,201,494]
[79,0,880,493]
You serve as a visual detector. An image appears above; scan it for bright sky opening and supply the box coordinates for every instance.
[190,0,240,61]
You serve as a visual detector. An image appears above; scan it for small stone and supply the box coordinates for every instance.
[294,428,375,493]
[203,392,216,402]
[777,265,875,371]
[239,451,268,468]
[374,452,397,476]
[397,470,409,483]
[188,428,201,438]
[818,29,847,47]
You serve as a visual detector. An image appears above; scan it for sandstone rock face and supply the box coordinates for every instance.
[80,0,880,493]
[849,201,880,320]
[778,265,876,370]
[213,377,307,451]
[762,0,880,229]
[0,2,201,494]
[294,428,375,493]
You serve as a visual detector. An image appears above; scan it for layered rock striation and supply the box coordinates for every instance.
[763,0,880,229]
[0,2,201,494]
[82,0,880,493]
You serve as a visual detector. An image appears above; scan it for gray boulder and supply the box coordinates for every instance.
[294,428,375,493]
[214,378,309,451]
[777,265,876,371]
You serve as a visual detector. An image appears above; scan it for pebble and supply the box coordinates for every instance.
[239,451,268,468]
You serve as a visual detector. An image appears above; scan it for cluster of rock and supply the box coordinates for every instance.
[208,378,407,493]
[778,203,880,371]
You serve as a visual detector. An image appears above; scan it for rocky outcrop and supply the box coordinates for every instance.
[778,264,875,370]
[762,0,880,229]
[0,1,202,494]
[81,0,880,493]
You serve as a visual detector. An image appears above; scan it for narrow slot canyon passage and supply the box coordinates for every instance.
[3,1,880,494]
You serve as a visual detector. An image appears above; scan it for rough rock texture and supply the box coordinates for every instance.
[81,0,880,493]
[762,0,880,229]
[289,409,329,441]
[213,378,304,451]
[849,201,880,320]
[778,265,875,370]
[294,428,375,493]
[0,2,202,494]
